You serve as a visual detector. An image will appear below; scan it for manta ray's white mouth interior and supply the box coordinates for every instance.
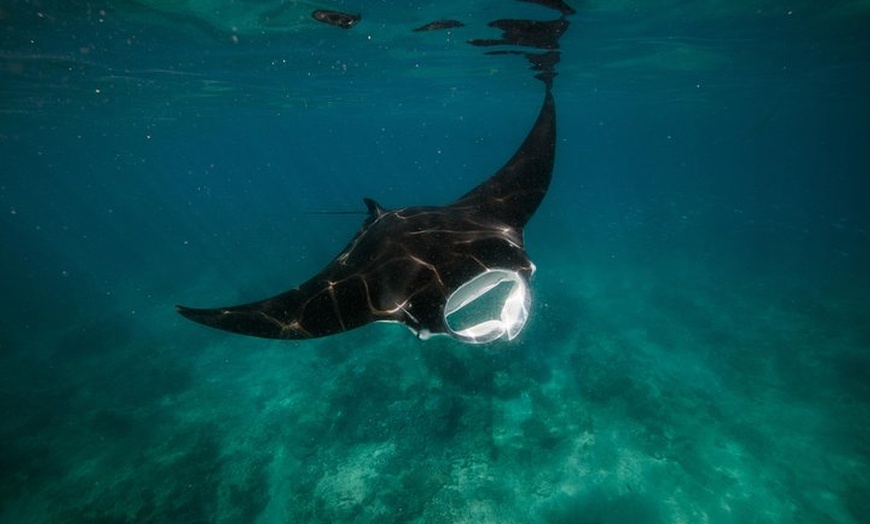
[444,268,531,344]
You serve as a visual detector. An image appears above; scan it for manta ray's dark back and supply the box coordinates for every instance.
[176,88,557,342]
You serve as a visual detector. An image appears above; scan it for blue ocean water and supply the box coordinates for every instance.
[1,1,868,522]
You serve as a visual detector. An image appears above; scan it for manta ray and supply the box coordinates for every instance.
[177,87,556,344]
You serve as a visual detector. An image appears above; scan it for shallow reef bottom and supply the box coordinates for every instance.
[1,253,868,524]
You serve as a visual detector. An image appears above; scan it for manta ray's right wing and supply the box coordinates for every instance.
[450,88,556,231]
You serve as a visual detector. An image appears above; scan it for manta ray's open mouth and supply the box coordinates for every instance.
[443,268,531,344]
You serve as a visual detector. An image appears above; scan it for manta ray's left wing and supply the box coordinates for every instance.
[176,200,411,339]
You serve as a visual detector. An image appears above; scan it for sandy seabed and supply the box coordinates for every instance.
[1,251,867,524]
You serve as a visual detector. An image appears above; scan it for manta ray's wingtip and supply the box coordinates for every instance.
[176,303,297,340]
[175,304,232,330]
[175,304,214,324]
[175,304,203,314]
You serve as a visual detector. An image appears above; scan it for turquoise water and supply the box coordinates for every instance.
[2,1,869,522]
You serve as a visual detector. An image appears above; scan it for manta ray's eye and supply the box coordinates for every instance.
[443,268,531,344]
